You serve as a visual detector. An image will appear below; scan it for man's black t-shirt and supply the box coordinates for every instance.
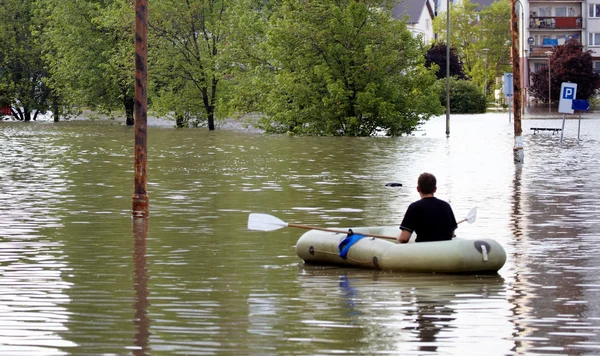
[400,197,458,243]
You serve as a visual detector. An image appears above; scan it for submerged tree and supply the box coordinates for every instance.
[438,77,486,113]
[529,39,600,102]
[150,0,257,130]
[39,0,136,124]
[425,43,466,80]
[255,0,442,136]
[0,0,51,121]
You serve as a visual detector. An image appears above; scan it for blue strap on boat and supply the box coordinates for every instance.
[339,233,367,258]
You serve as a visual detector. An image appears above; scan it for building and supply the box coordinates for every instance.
[392,0,437,43]
[520,0,600,101]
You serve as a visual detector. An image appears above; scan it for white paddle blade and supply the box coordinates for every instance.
[465,207,477,224]
[248,213,288,231]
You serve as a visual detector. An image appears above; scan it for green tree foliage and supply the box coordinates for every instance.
[220,0,277,118]
[529,39,600,102]
[38,0,136,124]
[438,77,486,114]
[150,0,255,129]
[0,0,51,121]
[254,0,442,136]
[433,0,510,92]
[425,43,466,80]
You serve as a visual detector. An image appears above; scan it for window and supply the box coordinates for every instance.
[589,33,600,45]
[590,4,600,18]
[538,6,551,16]
[555,7,567,17]
[534,62,548,73]
[594,61,600,74]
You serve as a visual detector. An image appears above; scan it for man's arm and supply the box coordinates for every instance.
[397,229,412,243]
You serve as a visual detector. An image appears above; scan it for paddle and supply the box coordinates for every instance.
[248,207,477,241]
[247,213,397,240]
[457,206,477,225]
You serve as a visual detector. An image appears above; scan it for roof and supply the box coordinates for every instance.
[392,0,429,24]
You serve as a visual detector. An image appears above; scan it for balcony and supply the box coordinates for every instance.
[529,16,583,30]
[529,0,583,2]
[528,39,581,58]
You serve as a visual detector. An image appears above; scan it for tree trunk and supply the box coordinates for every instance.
[53,99,60,122]
[207,109,215,130]
[125,93,135,126]
[175,113,186,128]
[202,78,217,131]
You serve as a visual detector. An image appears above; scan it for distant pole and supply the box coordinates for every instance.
[546,51,552,113]
[132,0,149,217]
[511,0,523,163]
[483,48,489,98]
[445,0,451,137]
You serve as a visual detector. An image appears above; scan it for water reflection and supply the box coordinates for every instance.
[132,218,150,356]
[296,267,510,354]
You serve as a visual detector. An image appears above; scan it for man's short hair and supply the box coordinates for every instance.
[418,173,437,194]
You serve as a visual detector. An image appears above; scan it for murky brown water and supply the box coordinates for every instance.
[1,113,600,355]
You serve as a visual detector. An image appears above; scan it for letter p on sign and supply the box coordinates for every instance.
[558,82,577,114]
[563,87,575,100]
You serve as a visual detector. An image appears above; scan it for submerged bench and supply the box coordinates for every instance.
[531,127,562,134]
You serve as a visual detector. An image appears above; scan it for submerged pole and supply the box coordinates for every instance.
[132,0,149,217]
[511,0,523,163]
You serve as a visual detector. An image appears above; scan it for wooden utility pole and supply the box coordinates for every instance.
[132,0,149,217]
[445,0,451,137]
[511,0,524,163]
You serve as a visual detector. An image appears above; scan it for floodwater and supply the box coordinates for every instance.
[1,112,600,355]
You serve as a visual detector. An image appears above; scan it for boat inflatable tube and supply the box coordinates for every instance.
[295,226,506,273]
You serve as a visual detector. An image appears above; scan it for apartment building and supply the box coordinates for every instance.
[521,0,599,99]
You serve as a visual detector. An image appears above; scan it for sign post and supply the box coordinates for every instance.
[504,73,514,123]
[558,82,577,144]
[572,99,590,143]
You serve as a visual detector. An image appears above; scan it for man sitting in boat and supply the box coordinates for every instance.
[397,172,458,243]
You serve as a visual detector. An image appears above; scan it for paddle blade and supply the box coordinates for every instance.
[465,207,477,224]
[248,213,288,231]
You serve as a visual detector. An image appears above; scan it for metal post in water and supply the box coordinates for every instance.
[578,112,581,143]
[132,0,149,217]
[560,113,566,144]
[511,0,523,163]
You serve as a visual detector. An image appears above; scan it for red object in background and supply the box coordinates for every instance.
[0,105,11,116]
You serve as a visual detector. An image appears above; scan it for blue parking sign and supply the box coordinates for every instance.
[558,82,577,114]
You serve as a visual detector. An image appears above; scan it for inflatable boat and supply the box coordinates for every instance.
[295,226,506,273]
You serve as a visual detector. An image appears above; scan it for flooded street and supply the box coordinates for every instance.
[2,112,600,355]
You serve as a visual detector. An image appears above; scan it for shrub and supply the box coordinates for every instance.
[438,78,486,114]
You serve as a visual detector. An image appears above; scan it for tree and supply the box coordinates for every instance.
[425,43,466,80]
[529,39,600,102]
[38,0,136,124]
[477,0,511,92]
[0,0,51,121]
[433,0,510,91]
[150,0,254,130]
[438,77,486,113]
[253,0,442,136]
